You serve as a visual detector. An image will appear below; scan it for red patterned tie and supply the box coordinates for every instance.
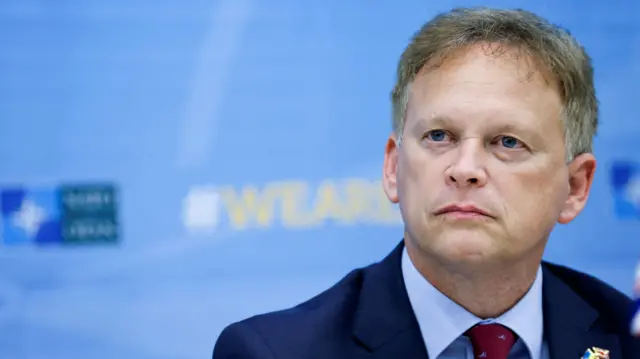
[466,324,517,359]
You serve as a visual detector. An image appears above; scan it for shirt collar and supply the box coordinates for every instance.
[401,247,544,359]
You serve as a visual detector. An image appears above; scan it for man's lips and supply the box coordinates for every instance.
[434,204,494,218]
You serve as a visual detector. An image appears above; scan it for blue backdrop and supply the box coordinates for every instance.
[0,0,638,358]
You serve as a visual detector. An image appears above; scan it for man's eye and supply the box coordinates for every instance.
[498,136,524,149]
[425,130,449,142]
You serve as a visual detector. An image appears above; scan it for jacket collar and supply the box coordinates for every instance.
[352,240,427,358]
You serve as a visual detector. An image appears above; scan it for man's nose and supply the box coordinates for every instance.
[444,141,488,187]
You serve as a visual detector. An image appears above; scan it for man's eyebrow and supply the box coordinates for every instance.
[409,115,456,132]
[494,123,531,134]
[425,115,455,128]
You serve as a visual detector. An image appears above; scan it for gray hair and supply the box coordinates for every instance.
[391,7,598,161]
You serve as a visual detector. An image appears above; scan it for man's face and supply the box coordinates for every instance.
[383,45,596,268]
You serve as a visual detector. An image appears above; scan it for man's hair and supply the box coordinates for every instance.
[391,7,598,161]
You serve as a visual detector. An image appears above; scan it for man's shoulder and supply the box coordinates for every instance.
[213,265,373,359]
[542,260,633,315]
[542,260,640,354]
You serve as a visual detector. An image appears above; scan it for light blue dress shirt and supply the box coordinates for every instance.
[401,248,550,359]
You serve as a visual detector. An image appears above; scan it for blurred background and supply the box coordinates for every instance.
[0,0,638,358]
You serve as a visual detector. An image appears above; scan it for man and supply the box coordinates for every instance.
[213,7,640,359]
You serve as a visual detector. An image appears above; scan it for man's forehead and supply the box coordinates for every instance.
[404,46,563,134]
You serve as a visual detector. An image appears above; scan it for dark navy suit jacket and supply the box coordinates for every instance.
[213,242,640,359]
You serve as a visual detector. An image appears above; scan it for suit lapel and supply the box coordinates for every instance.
[542,264,621,359]
[351,241,428,359]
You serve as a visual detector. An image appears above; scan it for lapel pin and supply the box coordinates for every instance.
[582,347,609,359]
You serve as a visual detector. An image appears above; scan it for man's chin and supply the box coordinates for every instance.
[428,234,502,264]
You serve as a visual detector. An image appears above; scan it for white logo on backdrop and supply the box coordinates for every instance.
[181,186,221,233]
[12,199,47,237]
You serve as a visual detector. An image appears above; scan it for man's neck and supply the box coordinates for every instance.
[405,240,542,319]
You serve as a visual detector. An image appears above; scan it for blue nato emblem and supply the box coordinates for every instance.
[0,187,62,244]
[610,161,640,220]
[0,184,119,246]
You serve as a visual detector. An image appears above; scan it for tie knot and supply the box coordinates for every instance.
[465,323,517,359]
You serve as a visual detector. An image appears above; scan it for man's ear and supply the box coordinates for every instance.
[557,153,597,224]
[382,134,400,204]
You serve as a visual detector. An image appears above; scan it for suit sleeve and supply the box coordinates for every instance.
[213,321,277,359]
